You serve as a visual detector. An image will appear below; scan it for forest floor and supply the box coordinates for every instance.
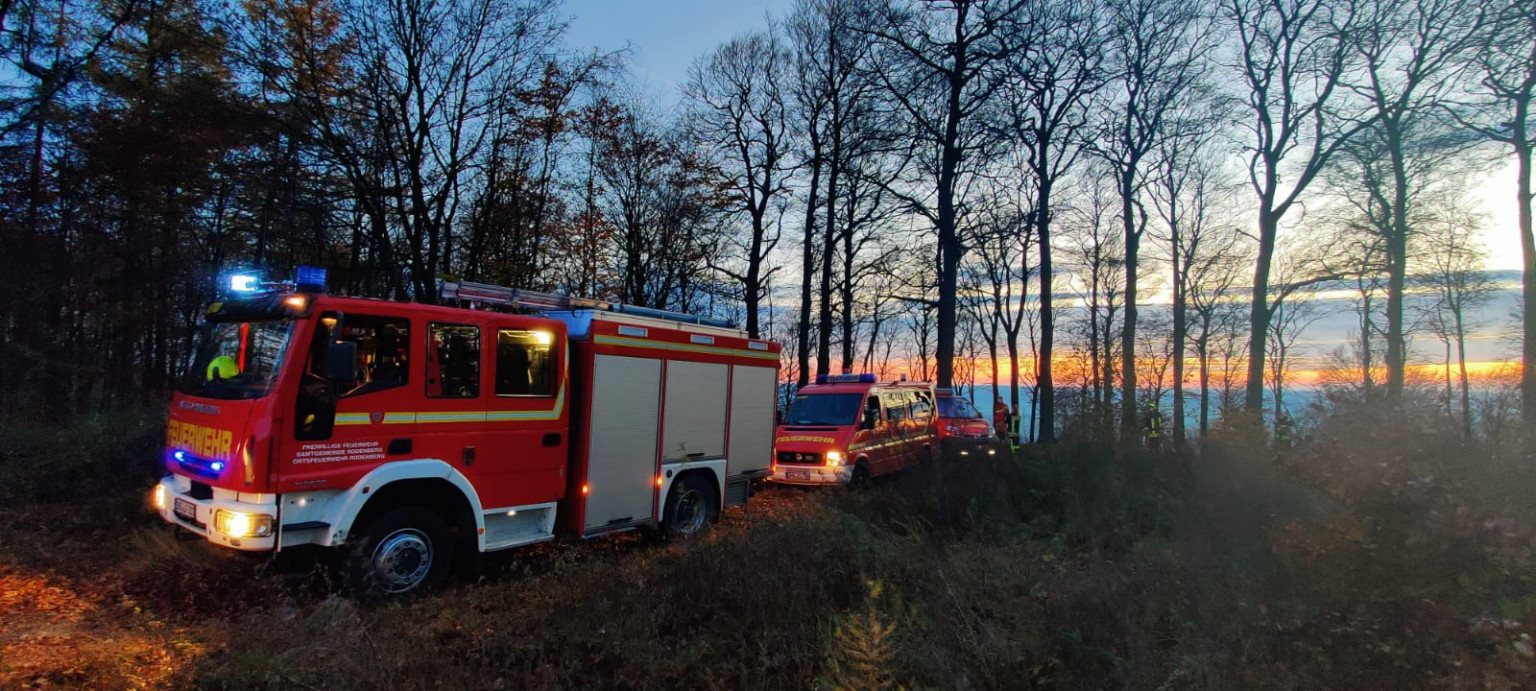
[3,406,1536,689]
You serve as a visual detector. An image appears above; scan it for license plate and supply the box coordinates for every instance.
[786,469,810,480]
[174,497,197,522]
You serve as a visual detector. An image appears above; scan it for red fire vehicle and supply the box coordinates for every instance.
[769,374,938,486]
[151,272,781,596]
[934,388,999,459]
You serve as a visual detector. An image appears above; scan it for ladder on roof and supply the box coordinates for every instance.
[437,279,738,330]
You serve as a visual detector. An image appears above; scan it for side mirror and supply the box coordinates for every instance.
[861,409,878,430]
[327,341,358,382]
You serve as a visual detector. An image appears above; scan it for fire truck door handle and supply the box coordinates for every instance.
[462,446,476,467]
[387,438,412,455]
[542,433,560,447]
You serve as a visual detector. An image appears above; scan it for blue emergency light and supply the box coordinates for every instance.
[296,265,327,292]
[817,373,877,384]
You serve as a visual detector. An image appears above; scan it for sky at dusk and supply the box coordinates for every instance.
[562,0,797,92]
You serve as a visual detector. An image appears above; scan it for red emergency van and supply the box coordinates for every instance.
[769,374,938,486]
[935,388,999,459]
[151,273,780,597]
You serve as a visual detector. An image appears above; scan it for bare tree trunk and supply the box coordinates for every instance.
[798,154,821,388]
[1519,138,1535,431]
[1384,120,1410,398]
[1037,181,1057,442]
[1246,208,1277,412]
[1171,210,1186,447]
[1197,331,1211,434]
[1119,169,1139,436]
[1455,308,1472,439]
[816,124,841,377]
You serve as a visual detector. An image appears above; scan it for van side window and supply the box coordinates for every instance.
[862,395,882,429]
[427,323,480,398]
[310,314,411,398]
[884,393,909,424]
[911,392,933,424]
[496,329,555,396]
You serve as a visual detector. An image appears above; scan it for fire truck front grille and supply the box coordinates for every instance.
[777,451,822,465]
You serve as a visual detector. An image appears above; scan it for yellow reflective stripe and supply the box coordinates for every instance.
[594,334,779,360]
[415,411,481,423]
[331,375,568,426]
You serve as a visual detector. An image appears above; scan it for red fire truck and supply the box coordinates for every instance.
[151,271,781,596]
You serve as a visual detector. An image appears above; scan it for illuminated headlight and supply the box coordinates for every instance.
[214,510,273,538]
[825,451,844,467]
[152,484,166,510]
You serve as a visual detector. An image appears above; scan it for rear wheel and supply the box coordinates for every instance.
[347,506,454,600]
[663,474,719,538]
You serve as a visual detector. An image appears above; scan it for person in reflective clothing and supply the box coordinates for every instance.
[1143,401,1164,450]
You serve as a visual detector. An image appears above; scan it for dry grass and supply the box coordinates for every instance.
[3,406,1535,689]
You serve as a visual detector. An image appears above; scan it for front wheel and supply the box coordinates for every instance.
[662,474,719,538]
[848,463,872,489]
[346,506,454,600]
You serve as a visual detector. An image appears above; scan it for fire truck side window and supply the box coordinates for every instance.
[319,315,411,398]
[428,323,481,398]
[496,329,554,396]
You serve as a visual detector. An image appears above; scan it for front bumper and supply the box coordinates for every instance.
[769,464,852,486]
[942,436,1001,459]
[154,474,278,551]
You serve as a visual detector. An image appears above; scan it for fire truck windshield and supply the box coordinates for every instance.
[784,393,863,426]
[177,319,295,400]
[937,396,981,419]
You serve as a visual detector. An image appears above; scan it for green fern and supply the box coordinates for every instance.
[821,580,905,691]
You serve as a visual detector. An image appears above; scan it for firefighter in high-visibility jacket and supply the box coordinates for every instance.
[1143,401,1164,450]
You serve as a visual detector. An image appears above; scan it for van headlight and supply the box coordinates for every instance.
[825,451,844,467]
[214,510,273,538]
[152,483,166,510]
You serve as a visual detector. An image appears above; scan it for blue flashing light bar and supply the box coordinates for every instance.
[295,265,327,291]
[816,373,877,384]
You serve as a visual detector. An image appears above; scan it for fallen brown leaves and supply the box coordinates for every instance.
[0,565,214,690]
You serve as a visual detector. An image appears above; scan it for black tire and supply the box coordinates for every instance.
[848,463,872,489]
[662,474,719,538]
[346,506,455,601]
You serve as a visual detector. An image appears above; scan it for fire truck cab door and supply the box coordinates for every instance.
[419,318,487,493]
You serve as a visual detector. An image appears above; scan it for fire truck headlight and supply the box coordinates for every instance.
[945,424,959,435]
[214,510,273,539]
[152,484,166,510]
[825,451,843,467]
